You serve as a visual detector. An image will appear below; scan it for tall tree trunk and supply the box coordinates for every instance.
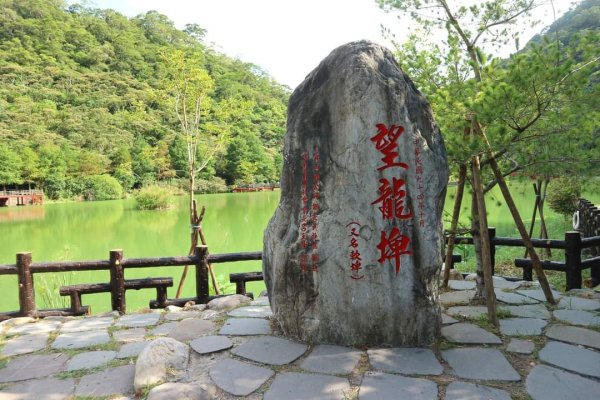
[472,184,485,301]
[472,156,499,327]
[442,164,467,288]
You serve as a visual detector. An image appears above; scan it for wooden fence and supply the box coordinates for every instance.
[0,246,261,321]
[450,226,600,291]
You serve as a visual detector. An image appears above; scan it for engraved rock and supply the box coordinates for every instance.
[263,41,448,346]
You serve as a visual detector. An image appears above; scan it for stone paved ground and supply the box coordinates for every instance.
[0,280,599,399]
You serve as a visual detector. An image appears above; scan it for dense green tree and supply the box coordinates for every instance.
[0,1,289,198]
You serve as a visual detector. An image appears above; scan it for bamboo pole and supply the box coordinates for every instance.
[442,164,467,288]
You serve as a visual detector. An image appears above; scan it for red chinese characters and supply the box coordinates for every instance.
[299,148,321,273]
[346,222,364,280]
[414,136,426,227]
[371,123,412,275]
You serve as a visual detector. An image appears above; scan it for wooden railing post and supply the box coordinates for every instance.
[565,231,582,291]
[195,246,209,304]
[17,252,35,317]
[488,227,496,277]
[110,250,125,313]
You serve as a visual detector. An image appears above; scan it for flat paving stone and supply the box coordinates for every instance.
[7,320,61,336]
[440,290,475,306]
[209,358,273,396]
[219,317,271,335]
[0,354,69,383]
[526,364,600,400]
[0,376,76,400]
[539,341,600,378]
[506,338,535,354]
[545,325,600,350]
[441,323,502,344]
[516,289,562,302]
[493,279,522,290]
[557,296,600,311]
[301,344,362,374]
[360,371,437,400]
[442,314,458,324]
[113,327,147,342]
[446,306,487,319]
[442,348,520,381]
[232,336,307,365]
[501,304,551,319]
[263,372,350,400]
[66,350,116,371]
[227,305,273,318]
[51,329,110,350]
[190,335,233,354]
[117,341,147,358]
[499,318,547,336]
[60,316,114,332]
[368,347,442,375]
[448,280,476,290]
[1,333,48,357]
[445,381,511,400]
[168,319,216,341]
[553,309,600,326]
[150,322,178,336]
[163,311,201,321]
[74,364,135,397]
[116,313,161,328]
[495,290,539,305]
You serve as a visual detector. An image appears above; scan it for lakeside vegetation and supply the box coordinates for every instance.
[0,0,288,200]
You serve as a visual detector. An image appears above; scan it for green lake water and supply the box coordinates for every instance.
[0,182,597,314]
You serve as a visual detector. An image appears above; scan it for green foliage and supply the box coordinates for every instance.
[195,176,228,194]
[134,185,172,210]
[83,175,123,201]
[0,1,289,198]
[546,177,582,217]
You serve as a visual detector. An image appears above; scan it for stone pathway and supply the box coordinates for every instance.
[0,281,598,399]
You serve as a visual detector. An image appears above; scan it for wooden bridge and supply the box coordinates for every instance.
[231,184,279,193]
[0,190,43,207]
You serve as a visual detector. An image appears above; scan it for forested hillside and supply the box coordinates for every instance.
[0,0,289,199]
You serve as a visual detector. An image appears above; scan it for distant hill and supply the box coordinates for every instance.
[0,0,289,198]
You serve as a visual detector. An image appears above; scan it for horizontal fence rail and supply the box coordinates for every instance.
[448,222,600,290]
[0,247,263,321]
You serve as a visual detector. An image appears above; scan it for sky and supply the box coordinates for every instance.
[83,0,575,89]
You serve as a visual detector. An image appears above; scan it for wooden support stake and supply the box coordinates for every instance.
[443,163,467,288]
[565,231,582,291]
[17,252,35,317]
[110,250,125,314]
[488,227,496,277]
[195,246,209,304]
[472,157,498,327]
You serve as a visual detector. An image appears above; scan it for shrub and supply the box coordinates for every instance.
[134,185,172,210]
[83,175,123,201]
[195,176,229,193]
[547,177,581,217]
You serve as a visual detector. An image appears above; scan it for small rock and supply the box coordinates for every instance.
[567,288,600,300]
[165,305,183,312]
[207,295,252,311]
[200,310,221,320]
[134,337,190,392]
[184,304,207,312]
[147,382,212,400]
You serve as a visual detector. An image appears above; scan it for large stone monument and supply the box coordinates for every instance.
[263,41,448,346]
